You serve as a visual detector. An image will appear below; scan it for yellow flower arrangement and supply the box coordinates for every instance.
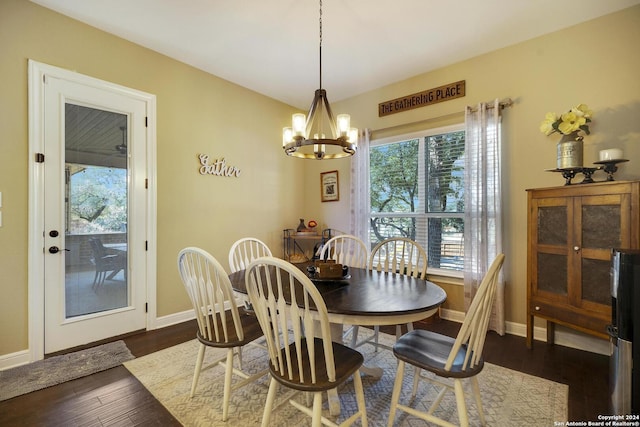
[540,103,593,136]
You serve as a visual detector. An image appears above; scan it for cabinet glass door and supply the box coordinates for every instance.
[581,201,623,306]
[536,205,568,295]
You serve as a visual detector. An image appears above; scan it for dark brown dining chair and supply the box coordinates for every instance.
[245,256,368,427]
[177,247,267,422]
[387,253,505,427]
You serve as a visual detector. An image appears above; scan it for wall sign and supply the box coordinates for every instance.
[378,80,466,117]
[320,170,339,202]
[198,154,241,177]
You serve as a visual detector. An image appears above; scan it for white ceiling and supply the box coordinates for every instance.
[32,0,640,109]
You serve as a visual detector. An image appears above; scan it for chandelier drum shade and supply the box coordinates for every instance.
[282,0,358,160]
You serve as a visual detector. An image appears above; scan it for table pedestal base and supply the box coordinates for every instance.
[326,323,385,415]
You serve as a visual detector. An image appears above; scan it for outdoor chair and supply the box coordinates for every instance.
[89,237,126,289]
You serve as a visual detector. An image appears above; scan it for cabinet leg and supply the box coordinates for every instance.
[546,321,555,345]
[526,315,533,349]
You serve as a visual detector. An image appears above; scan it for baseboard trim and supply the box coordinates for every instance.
[157,307,611,355]
[4,307,607,370]
[439,308,610,356]
[153,309,196,329]
[0,349,32,371]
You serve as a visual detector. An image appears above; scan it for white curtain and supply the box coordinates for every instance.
[350,129,371,248]
[464,99,505,335]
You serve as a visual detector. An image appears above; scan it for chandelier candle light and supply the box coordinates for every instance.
[540,103,593,169]
[282,0,358,160]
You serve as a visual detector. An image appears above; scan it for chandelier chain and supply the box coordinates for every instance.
[319,0,322,47]
[319,0,323,90]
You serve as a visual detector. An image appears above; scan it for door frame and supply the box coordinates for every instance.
[28,60,158,361]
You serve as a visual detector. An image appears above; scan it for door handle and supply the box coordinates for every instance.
[48,246,70,254]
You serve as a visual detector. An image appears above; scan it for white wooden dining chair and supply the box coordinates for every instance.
[369,237,427,279]
[319,234,371,347]
[228,237,273,273]
[319,234,369,269]
[356,237,428,350]
[229,236,273,308]
[387,253,505,427]
[245,256,368,427]
[177,247,268,422]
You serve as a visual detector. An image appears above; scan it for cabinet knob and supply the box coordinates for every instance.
[573,246,580,252]
[535,306,540,311]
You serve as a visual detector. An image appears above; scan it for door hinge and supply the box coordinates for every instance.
[35,153,45,163]
[145,303,148,313]
[145,240,148,251]
[145,117,148,127]
[145,178,148,189]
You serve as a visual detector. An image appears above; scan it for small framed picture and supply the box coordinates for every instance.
[320,170,339,202]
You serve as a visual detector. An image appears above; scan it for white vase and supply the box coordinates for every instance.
[556,131,583,169]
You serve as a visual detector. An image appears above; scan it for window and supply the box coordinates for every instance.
[369,124,464,276]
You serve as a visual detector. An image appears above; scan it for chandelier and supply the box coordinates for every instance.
[282,0,358,160]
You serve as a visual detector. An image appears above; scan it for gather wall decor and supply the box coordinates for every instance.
[198,154,241,178]
[378,80,466,117]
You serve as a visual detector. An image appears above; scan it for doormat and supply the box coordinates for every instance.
[0,340,134,401]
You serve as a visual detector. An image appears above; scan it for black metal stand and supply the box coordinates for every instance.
[593,159,629,181]
[580,167,599,184]
[546,167,600,185]
[547,159,629,185]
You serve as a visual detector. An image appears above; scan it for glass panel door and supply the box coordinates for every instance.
[38,62,149,355]
[64,104,129,318]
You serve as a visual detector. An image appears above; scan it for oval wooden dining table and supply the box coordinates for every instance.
[229,262,447,327]
[228,262,447,416]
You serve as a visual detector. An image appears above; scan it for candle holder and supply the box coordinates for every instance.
[546,166,603,185]
[593,159,629,181]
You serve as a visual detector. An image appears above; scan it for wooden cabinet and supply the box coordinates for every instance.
[526,181,640,348]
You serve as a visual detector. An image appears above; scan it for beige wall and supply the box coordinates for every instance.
[314,6,640,324]
[0,0,304,355]
[1,1,639,358]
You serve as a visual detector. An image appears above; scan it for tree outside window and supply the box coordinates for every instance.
[67,165,127,234]
[369,125,465,275]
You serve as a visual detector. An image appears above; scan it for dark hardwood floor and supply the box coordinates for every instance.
[0,317,609,426]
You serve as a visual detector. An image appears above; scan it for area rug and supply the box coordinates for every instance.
[0,340,134,401]
[124,331,567,426]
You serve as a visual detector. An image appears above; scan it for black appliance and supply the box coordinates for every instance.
[609,249,640,414]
